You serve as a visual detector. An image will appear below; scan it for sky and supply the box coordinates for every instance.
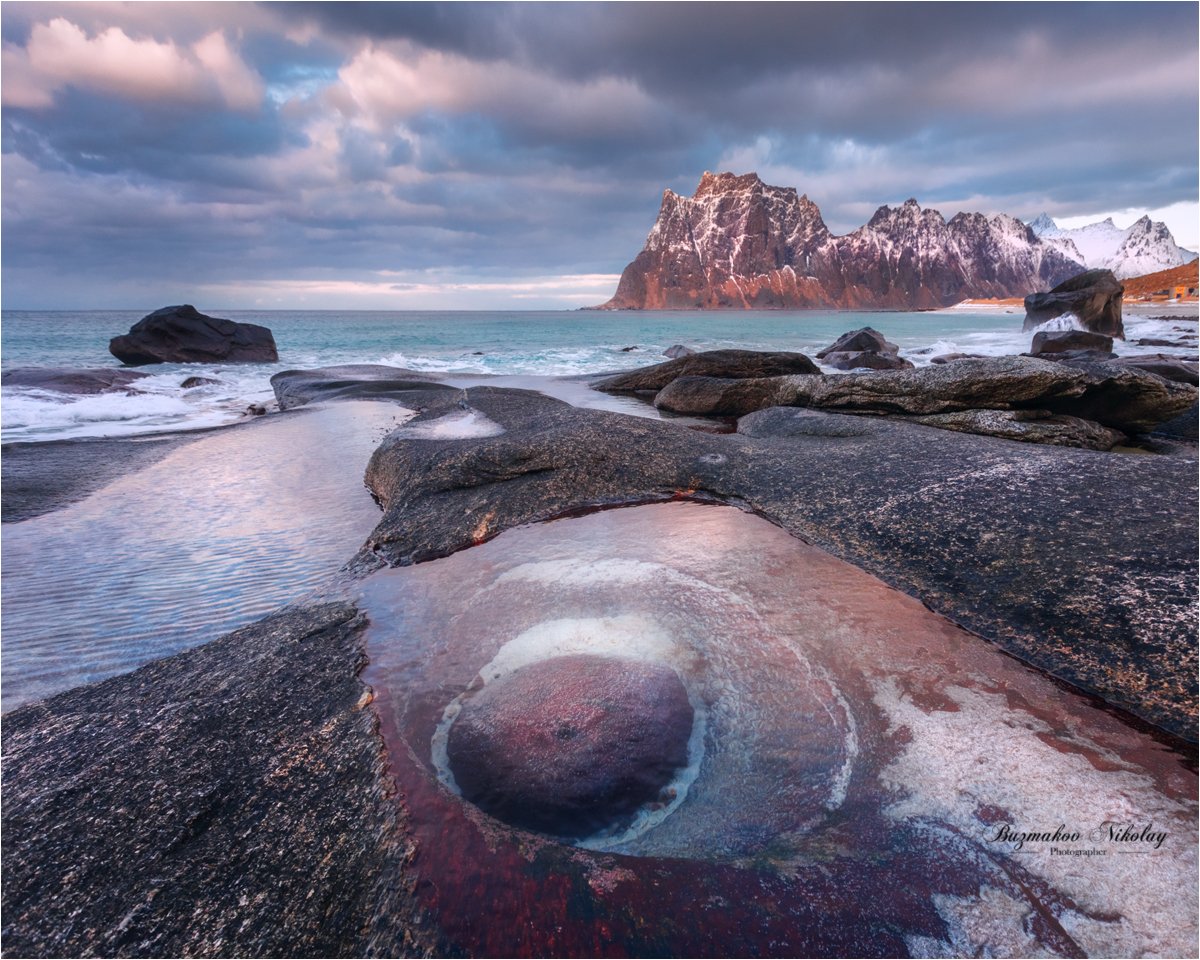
[2,2,1197,310]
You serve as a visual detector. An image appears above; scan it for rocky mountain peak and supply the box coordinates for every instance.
[599,172,1087,310]
[694,170,768,198]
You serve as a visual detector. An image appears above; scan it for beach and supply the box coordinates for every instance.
[2,304,1197,956]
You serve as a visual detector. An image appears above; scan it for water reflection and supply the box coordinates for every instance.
[362,502,1197,958]
[2,401,405,709]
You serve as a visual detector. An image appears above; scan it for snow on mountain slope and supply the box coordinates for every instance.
[1028,212,1194,279]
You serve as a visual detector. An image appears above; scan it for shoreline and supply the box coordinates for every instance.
[3,370,1196,956]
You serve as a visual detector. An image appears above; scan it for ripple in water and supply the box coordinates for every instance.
[361,501,1197,958]
[2,401,407,710]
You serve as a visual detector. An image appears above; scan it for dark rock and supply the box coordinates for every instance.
[1030,330,1114,357]
[363,385,1197,738]
[654,375,785,416]
[771,357,1196,434]
[245,403,268,416]
[816,327,899,358]
[1,602,423,957]
[663,344,695,359]
[1149,402,1198,442]
[109,305,278,365]
[930,353,986,364]
[181,376,220,389]
[270,364,457,411]
[447,655,693,838]
[1,366,150,394]
[1136,338,1188,347]
[592,349,819,394]
[821,350,915,371]
[620,345,638,352]
[899,409,1127,450]
[1104,355,1199,387]
[1023,269,1125,338]
[737,408,886,439]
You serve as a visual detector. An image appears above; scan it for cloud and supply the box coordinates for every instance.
[1,3,1196,309]
[2,17,264,110]
[331,41,667,148]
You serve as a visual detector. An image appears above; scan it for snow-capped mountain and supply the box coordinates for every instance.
[1028,212,1195,279]
[598,172,1083,310]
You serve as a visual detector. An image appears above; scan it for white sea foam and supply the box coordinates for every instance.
[391,408,504,440]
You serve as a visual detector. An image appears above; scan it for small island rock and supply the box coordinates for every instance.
[109,305,278,366]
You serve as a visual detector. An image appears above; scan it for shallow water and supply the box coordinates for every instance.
[1,401,405,710]
[361,501,1197,958]
[4,307,1194,441]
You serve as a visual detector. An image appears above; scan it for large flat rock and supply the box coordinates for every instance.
[364,386,1197,739]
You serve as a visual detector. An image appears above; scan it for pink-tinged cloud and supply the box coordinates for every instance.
[2,17,264,111]
[333,43,661,139]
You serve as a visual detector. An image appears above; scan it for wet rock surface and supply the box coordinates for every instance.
[3,366,1197,957]
[270,364,457,410]
[109,305,278,365]
[821,350,915,371]
[446,655,694,837]
[898,408,1127,450]
[592,348,819,393]
[1,602,423,957]
[1023,268,1125,338]
[1106,354,1199,386]
[363,383,1197,737]
[1028,329,1115,359]
[1,366,152,394]
[817,327,901,358]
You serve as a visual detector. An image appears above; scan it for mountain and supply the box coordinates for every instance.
[1027,212,1195,279]
[598,172,1084,310]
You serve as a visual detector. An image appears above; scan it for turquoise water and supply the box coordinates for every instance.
[1,307,1189,440]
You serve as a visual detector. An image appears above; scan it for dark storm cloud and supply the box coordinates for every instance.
[1,2,1196,308]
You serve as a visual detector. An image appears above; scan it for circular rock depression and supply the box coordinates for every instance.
[446,654,694,838]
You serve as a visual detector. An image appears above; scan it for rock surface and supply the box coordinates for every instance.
[1,602,423,957]
[598,172,1082,309]
[821,350,914,371]
[663,344,695,358]
[1106,354,1199,387]
[447,655,693,837]
[592,349,819,393]
[899,409,1127,450]
[816,327,900,358]
[1,366,151,394]
[641,356,1196,434]
[654,375,784,416]
[270,364,456,410]
[3,371,1197,958]
[1029,330,1114,357]
[1023,269,1125,338]
[362,383,1197,738]
[109,305,278,365]
[771,357,1195,434]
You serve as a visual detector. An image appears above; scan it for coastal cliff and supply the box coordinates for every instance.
[598,172,1084,310]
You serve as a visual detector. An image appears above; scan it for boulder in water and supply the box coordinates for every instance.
[109,305,278,366]
[816,327,899,358]
[446,654,694,837]
[1023,269,1125,338]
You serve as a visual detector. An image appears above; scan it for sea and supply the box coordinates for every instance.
[3,305,1193,442]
